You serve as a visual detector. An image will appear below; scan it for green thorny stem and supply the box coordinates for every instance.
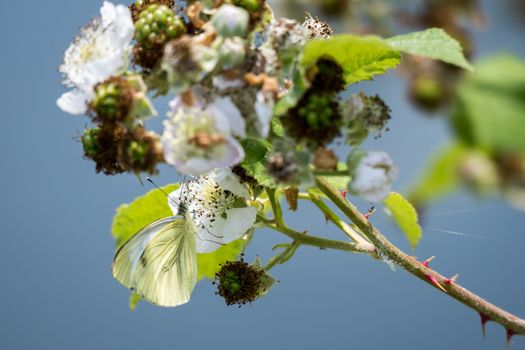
[258,180,525,338]
[314,176,525,338]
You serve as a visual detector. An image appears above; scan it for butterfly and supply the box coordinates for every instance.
[112,200,199,307]
[111,169,257,307]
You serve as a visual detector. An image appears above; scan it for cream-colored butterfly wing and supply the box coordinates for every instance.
[112,216,198,307]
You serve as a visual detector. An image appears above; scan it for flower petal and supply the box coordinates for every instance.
[196,206,256,253]
[213,168,250,199]
[174,137,245,175]
[57,89,89,115]
[255,91,274,138]
[206,97,246,138]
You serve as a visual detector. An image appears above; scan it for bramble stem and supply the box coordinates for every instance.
[257,212,375,255]
[265,222,376,254]
[307,189,370,245]
[266,188,284,228]
[315,176,525,336]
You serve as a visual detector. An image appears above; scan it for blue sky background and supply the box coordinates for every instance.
[1,1,525,349]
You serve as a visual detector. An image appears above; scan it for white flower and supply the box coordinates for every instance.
[349,151,399,202]
[169,169,257,253]
[57,2,134,115]
[161,97,245,175]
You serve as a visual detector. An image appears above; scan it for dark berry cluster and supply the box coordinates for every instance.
[83,76,163,175]
[214,259,265,306]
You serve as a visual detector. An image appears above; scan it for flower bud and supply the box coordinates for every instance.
[214,259,275,306]
[215,37,246,69]
[349,151,398,202]
[210,4,250,38]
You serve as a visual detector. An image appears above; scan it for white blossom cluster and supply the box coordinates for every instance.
[58,0,398,206]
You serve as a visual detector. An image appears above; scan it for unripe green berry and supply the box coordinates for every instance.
[134,4,185,47]
[232,0,262,12]
[92,82,121,120]
[127,141,148,164]
[82,128,101,159]
[298,94,335,130]
[90,78,134,122]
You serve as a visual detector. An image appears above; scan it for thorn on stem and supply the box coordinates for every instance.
[421,255,436,267]
[363,206,376,220]
[425,274,447,293]
[479,313,491,338]
[339,190,347,199]
[506,328,515,350]
[445,274,459,285]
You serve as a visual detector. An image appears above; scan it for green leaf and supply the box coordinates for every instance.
[383,192,423,249]
[271,117,285,137]
[302,34,401,85]
[241,161,276,187]
[111,185,247,307]
[407,143,467,205]
[239,138,276,187]
[386,28,473,71]
[197,238,247,280]
[452,55,525,153]
[240,138,271,163]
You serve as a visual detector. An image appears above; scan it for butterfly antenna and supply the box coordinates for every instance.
[146,177,179,206]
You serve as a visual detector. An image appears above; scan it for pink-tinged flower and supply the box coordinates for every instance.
[161,97,245,175]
